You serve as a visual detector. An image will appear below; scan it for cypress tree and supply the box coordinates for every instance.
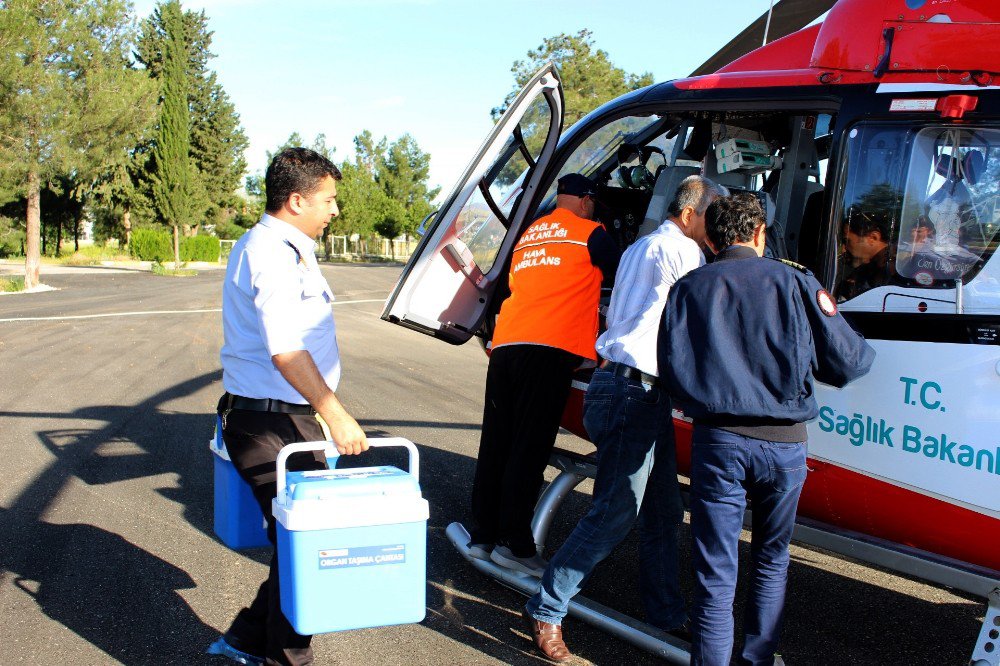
[150,0,191,267]
[136,6,248,234]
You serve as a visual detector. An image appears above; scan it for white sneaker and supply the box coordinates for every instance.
[467,542,493,561]
[490,545,548,577]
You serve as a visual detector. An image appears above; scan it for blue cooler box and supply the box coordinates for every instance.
[210,417,270,549]
[273,438,429,635]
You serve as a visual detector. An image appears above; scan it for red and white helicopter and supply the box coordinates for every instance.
[382,1,1000,662]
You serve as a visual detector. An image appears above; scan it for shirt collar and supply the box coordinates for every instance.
[659,219,686,237]
[714,244,760,262]
[258,213,317,256]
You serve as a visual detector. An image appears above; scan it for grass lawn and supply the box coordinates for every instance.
[151,261,197,277]
[0,275,26,292]
[5,245,132,267]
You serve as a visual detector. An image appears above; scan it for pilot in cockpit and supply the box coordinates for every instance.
[836,207,892,301]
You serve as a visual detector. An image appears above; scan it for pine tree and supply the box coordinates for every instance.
[336,132,438,250]
[381,134,440,240]
[190,70,248,224]
[0,0,156,288]
[492,30,654,128]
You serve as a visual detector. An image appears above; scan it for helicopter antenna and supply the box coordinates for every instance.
[763,0,776,45]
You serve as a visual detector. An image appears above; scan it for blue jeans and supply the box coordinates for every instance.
[688,426,808,666]
[526,367,686,630]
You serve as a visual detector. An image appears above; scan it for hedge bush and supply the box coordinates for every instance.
[129,228,221,262]
[129,228,172,262]
[181,235,221,262]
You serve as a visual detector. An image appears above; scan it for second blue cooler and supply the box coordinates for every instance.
[210,417,270,549]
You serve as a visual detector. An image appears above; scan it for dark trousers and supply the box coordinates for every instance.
[217,401,327,666]
[688,425,808,666]
[470,344,580,556]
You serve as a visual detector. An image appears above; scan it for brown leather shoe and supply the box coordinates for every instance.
[522,609,572,663]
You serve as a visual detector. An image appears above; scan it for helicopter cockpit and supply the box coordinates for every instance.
[518,107,833,297]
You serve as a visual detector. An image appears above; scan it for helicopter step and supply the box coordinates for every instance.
[971,588,1000,666]
[448,446,691,661]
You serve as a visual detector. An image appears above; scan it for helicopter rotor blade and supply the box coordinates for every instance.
[690,0,838,77]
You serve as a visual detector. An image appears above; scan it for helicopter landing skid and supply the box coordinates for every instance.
[445,521,691,663]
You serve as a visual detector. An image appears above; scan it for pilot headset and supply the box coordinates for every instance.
[616,145,664,190]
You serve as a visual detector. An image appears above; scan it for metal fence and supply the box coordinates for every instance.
[219,236,416,263]
[220,239,236,262]
[324,235,416,262]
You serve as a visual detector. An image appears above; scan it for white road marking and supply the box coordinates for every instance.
[0,299,386,323]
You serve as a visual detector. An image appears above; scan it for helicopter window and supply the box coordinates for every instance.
[895,127,1000,286]
[527,115,665,249]
[833,123,1000,307]
[832,124,906,303]
[541,115,665,201]
[454,95,553,274]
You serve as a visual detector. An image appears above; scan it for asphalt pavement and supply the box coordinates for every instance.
[0,263,986,665]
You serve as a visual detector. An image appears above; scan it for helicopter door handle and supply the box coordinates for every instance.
[443,242,487,288]
[416,210,438,236]
[444,242,468,269]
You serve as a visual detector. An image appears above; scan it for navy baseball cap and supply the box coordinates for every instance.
[557,173,598,198]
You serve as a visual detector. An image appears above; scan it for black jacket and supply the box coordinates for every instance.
[659,245,876,431]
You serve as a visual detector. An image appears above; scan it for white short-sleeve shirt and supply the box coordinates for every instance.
[220,214,340,403]
[595,220,704,376]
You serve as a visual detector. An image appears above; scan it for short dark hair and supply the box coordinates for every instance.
[845,206,890,241]
[265,147,342,213]
[705,192,765,250]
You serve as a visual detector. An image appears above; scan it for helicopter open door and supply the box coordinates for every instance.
[381,65,564,343]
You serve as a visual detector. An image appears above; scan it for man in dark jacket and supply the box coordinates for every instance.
[836,206,892,301]
[658,193,875,666]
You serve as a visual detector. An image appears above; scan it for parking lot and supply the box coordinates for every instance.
[0,263,986,664]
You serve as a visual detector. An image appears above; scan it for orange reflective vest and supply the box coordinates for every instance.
[491,207,604,360]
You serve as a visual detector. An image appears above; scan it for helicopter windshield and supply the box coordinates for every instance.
[833,123,1000,306]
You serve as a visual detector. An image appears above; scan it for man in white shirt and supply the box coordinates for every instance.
[209,147,367,666]
[523,176,724,662]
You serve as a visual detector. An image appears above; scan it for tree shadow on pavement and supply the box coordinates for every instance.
[0,371,222,663]
[0,508,216,664]
[6,371,220,538]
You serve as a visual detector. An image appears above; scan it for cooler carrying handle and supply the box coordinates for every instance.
[275,437,420,504]
[209,415,229,460]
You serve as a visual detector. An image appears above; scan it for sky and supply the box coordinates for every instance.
[130,0,781,197]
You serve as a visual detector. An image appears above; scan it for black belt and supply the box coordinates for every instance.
[223,392,315,415]
[599,360,659,387]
